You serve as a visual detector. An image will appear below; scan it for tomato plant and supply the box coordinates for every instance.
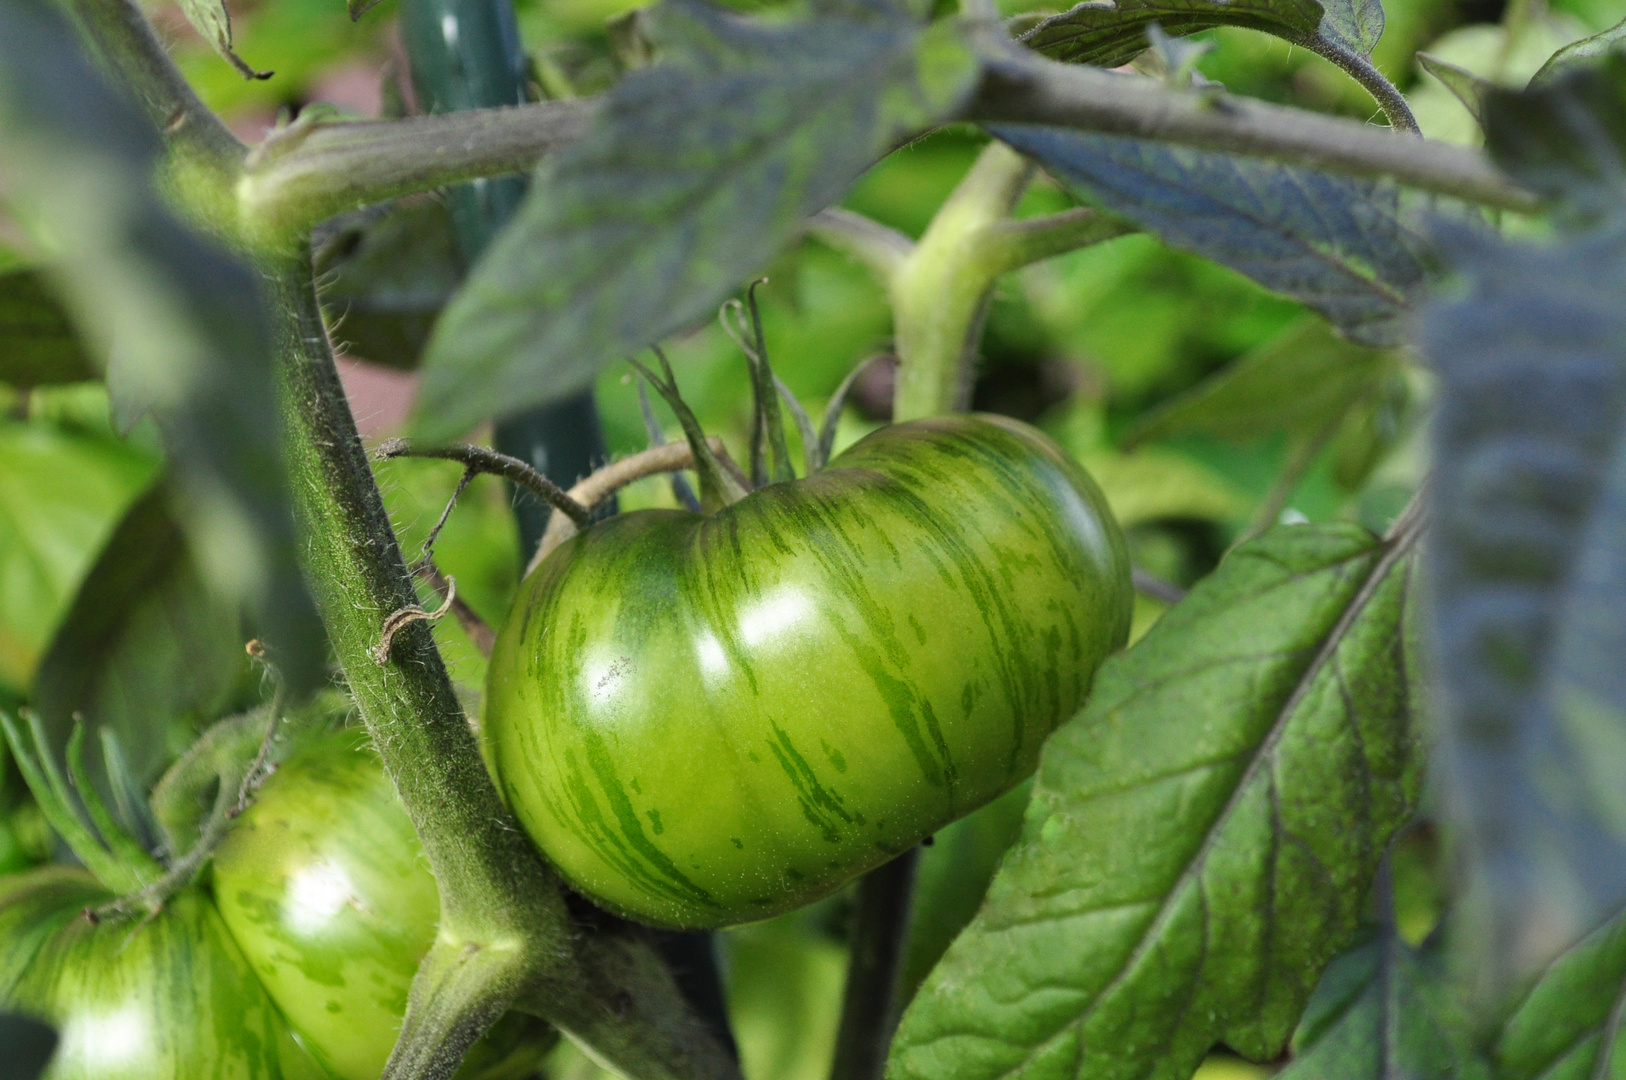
[4,0,1626,1070]
[213,728,556,1080]
[487,414,1130,927]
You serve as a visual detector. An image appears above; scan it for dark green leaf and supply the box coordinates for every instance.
[1417,52,1491,124]
[1316,0,1384,58]
[0,417,158,697]
[0,271,98,387]
[0,1013,55,1080]
[414,0,978,438]
[1483,52,1626,225]
[1531,16,1626,88]
[1019,0,1322,69]
[989,125,1431,347]
[1496,903,1626,1079]
[315,200,464,372]
[0,0,324,693]
[888,523,1422,1080]
[30,484,247,797]
[175,0,268,79]
[1417,216,1626,1004]
[1279,924,1489,1079]
[1126,317,1393,446]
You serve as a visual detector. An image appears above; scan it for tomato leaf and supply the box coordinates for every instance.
[0,0,324,694]
[0,419,159,697]
[1482,52,1626,226]
[1018,0,1322,68]
[1278,923,1488,1079]
[413,0,979,439]
[1417,215,1626,1002]
[1417,52,1491,125]
[174,0,268,79]
[29,484,248,797]
[1019,0,1382,68]
[0,1013,54,1080]
[0,270,98,387]
[315,201,464,372]
[1494,902,1626,1078]
[1530,15,1626,88]
[988,125,1431,347]
[1126,317,1393,446]
[888,522,1422,1080]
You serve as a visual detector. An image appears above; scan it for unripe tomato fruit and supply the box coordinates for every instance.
[212,728,555,1080]
[0,868,324,1080]
[485,415,1131,928]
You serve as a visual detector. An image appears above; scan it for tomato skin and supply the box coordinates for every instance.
[212,729,555,1080]
[485,415,1132,928]
[0,869,322,1080]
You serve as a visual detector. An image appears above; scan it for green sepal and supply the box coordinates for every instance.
[0,712,150,896]
[629,350,748,513]
[63,722,161,886]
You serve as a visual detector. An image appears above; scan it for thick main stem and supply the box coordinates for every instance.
[270,253,737,1080]
[829,850,921,1080]
[891,141,1034,421]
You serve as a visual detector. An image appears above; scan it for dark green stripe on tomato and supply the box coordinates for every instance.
[485,415,1131,929]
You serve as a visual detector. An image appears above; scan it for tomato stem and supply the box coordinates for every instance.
[372,439,592,528]
[830,848,922,1080]
[630,351,751,513]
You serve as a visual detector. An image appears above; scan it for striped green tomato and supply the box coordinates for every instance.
[0,868,324,1080]
[212,728,555,1080]
[485,414,1131,929]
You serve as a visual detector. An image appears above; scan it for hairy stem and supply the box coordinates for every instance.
[968,35,1536,211]
[892,141,1033,421]
[237,100,595,241]
[59,0,241,171]
[372,438,591,527]
[1301,37,1420,134]
[270,250,737,1080]
[830,850,920,1080]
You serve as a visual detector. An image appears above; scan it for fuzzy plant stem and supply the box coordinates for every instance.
[830,850,921,1080]
[270,253,738,1080]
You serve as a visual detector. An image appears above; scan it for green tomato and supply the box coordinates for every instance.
[212,729,555,1080]
[485,414,1131,928]
[0,868,322,1080]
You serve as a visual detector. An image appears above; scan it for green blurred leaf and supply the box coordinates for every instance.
[1495,902,1626,1079]
[415,0,979,438]
[889,523,1422,1080]
[0,270,98,387]
[0,419,158,695]
[1417,52,1492,124]
[0,1013,55,1080]
[30,484,248,795]
[1019,0,1322,68]
[1483,51,1626,225]
[1278,923,1488,1079]
[1418,215,1626,1001]
[1531,15,1626,87]
[1128,318,1393,447]
[0,0,325,693]
[176,0,269,80]
[316,200,464,371]
[899,782,1031,1011]
[725,914,847,1080]
[989,126,1431,347]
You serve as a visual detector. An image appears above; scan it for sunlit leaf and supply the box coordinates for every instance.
[0,0,324,693]
[889,523,1422,1080]
[990,125,1431,347]
[30,484,248,795]
[0,419,158,696]
[415,0,978,438]
[0,270,98,387]
[1495,902,1626,1079]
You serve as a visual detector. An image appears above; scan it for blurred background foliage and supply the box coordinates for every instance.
[0,0,1615,1069]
